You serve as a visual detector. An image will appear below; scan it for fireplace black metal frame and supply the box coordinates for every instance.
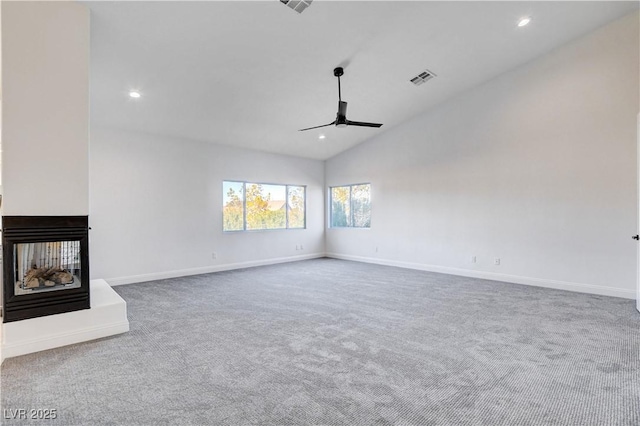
[2,216,90,323]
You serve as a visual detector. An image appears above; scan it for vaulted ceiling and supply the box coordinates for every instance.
[88,1,638,160]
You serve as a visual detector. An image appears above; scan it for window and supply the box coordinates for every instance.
[330,183,371,228]
[223,181,306,231]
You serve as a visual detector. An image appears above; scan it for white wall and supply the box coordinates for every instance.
[89,127,325,284]
[2,1,89,216]
[325,12,639,299]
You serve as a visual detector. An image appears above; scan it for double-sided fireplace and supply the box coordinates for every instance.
[2,216,90,323]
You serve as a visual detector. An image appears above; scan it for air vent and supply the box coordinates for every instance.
[280,0,313,14]
[410,69,436,86]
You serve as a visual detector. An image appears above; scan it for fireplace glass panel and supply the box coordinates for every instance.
[14,241,82,295]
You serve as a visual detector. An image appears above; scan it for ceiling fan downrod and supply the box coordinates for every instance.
[334,67,344,102]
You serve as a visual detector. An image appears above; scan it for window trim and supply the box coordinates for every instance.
[329,182,371,229]
[223,180,307,232]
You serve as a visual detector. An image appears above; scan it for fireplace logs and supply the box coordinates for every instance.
[24,267,74,289]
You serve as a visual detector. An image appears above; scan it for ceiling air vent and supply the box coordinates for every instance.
[280,0,313,14]
[410,69,436,86]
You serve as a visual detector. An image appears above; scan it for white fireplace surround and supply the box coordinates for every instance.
[0,280,129,363]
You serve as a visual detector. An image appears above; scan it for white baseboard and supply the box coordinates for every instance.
[2,279,130,361]
[326,253,636,300]
[101,251,634,299]
[105,253,326,286]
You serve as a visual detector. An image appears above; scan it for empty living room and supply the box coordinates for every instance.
[1,1,639,425]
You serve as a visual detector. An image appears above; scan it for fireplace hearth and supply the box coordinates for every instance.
[2,216,90,322]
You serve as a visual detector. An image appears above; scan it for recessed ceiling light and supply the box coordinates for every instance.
[318,134,326,140]
[518,17,531,27]
[129,91,141,99]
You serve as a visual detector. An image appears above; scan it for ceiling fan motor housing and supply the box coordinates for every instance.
[336,100,348,127]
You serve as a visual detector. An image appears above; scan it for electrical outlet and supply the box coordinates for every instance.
[375,246,379,253]
[295,245,299,250]
[212,252,217,260]
[300,244,303,250]
[494,258,500,266]
[471,256,476,263]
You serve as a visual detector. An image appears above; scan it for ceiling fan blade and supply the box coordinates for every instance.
[345,120,383,128]
[338,101,347,117]
[298,120,336,132]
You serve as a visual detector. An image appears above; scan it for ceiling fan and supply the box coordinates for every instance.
[299,67,383,132]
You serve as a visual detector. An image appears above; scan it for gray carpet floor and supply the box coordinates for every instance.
[1,258,639,425]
